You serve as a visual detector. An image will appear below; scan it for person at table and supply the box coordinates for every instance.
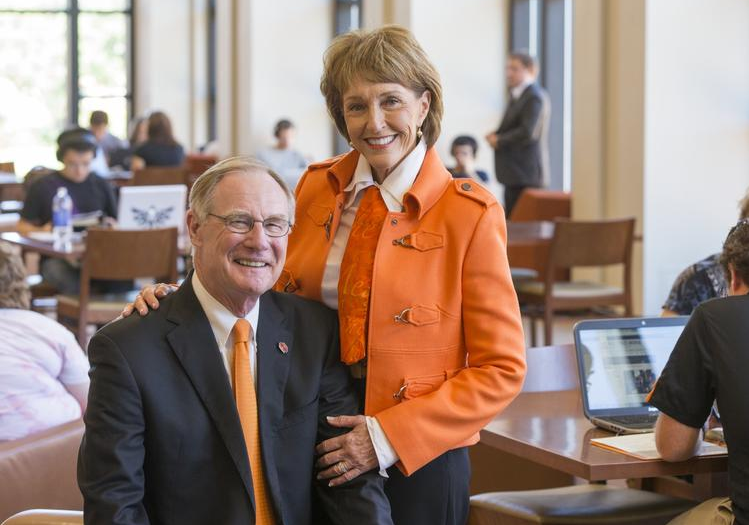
[78,157,392,525]
[649,219,749,525]
[89,110,126,165]
[661,192,749,316]
[130,111,185,170]
[18,128,119,295]
[0,243,88,441]
[448,135,490,183]
[125,25,526,525]
[256,119,310,190]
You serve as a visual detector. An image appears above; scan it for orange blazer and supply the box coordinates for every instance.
[276,148,526,475]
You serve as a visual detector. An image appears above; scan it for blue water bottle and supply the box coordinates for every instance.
[52,186,73,248]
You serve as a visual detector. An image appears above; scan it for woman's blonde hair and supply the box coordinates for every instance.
[189,156,295,224]
[320,25,444,148]
[0,243,30,310]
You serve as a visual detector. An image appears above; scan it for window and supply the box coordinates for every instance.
[332,0,361,155]
[0,0,133,175]
[509,0,572,191]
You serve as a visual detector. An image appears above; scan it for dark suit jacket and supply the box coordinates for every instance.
[78,275,392,525]
[493,83,550,188]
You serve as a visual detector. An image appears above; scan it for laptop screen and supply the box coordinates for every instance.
[574,318,688,414]
[117,185,187,234]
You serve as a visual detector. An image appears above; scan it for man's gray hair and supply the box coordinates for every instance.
[189,156,296,224]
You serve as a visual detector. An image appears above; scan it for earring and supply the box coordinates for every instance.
[348,141,354,149]
[416,126,423,139]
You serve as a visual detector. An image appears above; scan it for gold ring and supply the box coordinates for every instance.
[337,462,348,474]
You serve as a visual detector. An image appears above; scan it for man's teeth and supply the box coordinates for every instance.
[366,135,396,146]
[236,260,266,267]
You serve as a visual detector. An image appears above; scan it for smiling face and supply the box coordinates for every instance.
[342,79,431,182]
[187,170,289,316]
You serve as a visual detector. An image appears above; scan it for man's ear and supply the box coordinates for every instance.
[727,264,748,296]
[186,210,202,247]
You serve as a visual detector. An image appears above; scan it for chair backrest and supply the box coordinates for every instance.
[131,166,188,187]
[547,217,635,271]
[509,188,571,222]
[81,228,179,284]
[0,162,15,174]
[184,153,218,177]
[1,509,83,525]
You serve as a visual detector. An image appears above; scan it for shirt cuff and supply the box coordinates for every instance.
[366,415,399,478]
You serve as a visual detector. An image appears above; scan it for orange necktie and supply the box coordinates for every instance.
[232,319,275,525]
[338,186,389,364]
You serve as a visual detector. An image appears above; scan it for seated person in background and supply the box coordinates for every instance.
[649,219,749,525]
[108,116,148,170]
[18,128,119,294]
[662,193,749,316]
[0,243,89,441]
[89,110,126,165]
[131,111,185,170]
[256,118,309,190]
[448,135,489,183]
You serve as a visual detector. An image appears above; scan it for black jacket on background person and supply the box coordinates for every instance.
[493,82,550,189]
[78,274,392,525]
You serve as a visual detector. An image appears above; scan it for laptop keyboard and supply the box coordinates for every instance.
[607,414,659,428]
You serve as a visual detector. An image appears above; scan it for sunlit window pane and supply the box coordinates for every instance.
[0,0,66,10]
[79,97,128,142]
[0,13,67,175]
[78,0,129,12]
[78,13,128,96]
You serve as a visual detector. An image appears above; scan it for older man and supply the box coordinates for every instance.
[78,157,392,525]
[650,220,749,525]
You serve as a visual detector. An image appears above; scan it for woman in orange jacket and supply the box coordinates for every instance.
[128,25,526,525]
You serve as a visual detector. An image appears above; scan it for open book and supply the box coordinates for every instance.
[591,432,727,460]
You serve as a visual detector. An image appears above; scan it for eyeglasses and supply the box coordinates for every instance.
[207,213,291,237]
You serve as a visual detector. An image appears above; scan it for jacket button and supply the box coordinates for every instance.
[461,182,472,191]
[391,219,398,226]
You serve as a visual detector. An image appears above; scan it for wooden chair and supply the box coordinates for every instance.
[56,228,178,346]
[507,189,571,283]
[508,188,571,222]
[516,217,635,346]
[0,162,15,174]
[131,166,189,187]
[184,153,218,178]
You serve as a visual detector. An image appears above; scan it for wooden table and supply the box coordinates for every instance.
[480,344,728,499]
[0,231,190,260]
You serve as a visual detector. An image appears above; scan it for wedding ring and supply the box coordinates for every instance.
[336,461,348,474]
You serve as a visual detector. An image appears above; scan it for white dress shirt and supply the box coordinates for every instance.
[192,271,260,389]
[510,78,533,101]
[320,140,427,476]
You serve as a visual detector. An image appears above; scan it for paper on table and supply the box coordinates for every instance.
[591,432,727,460]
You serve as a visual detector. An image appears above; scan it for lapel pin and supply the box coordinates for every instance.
[278,342,289,354]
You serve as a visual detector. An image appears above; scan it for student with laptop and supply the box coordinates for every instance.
[19,128,119,294]
[649,220,749,525]
[573,316,688,434]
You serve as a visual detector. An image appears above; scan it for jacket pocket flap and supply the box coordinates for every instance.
[409,231,444,251]
[400,305,440,326]
[277,268,299,293]
[306,204,333,226]
[403,372,445,399]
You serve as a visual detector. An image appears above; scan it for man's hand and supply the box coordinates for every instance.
[485,132,499,149]
[121,283,178,317]
[315,415,378,486]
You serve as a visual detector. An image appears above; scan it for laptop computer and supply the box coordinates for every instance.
[117,185,187,234]
[573,316,689,434]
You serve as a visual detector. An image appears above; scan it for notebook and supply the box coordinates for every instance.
[573,316,689,434]
[117,185,187,234]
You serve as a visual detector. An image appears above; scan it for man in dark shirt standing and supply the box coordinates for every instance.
[19,128,118,294]
[486,51,550,217]
[649,219,749,525]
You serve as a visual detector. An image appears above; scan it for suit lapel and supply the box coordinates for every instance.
[499,84,533,130]
[165,276,255,506]
[256,291,293,523]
